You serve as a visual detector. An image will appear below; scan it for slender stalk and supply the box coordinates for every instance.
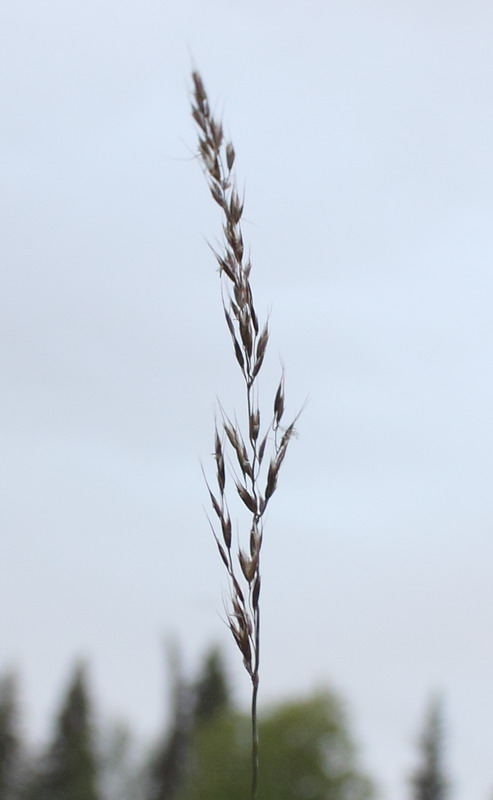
[251,609,260,800]
[191,70,297,800]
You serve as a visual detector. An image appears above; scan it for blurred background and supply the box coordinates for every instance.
[1,1,493,798]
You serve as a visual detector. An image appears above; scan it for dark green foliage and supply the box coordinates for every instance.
[177,712,250,800]
[0,672,21,800]
[178,690,374,800]
[258,693,373,800]
[411,698,448,800]
[192,647,230,727]
[0,653,380,800]
[145,646,231,800]
[28,662,100,800]
[145,647,192,800]
[146,702,190,800]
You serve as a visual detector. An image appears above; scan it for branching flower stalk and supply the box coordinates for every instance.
[191,71,297,800]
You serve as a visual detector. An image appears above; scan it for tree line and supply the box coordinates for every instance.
[0,648,447,800]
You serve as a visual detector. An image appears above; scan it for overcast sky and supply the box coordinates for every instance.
[2,2,493,798]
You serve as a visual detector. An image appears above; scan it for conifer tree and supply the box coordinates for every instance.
[145,646,192,800]
[146,646,231,800]
[0,671,21,800]
[31,662,100,800]
[192,647,230,727]
[411,697,448,800]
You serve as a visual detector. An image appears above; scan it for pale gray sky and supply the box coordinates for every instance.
[2,2,493,798]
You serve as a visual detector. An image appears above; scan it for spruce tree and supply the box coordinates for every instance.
[411,697,448,800]
[33,662,100,800]
[145,646,192,800]
[192,647,230,727]
[0,671,21,800]
[146,646,231,800]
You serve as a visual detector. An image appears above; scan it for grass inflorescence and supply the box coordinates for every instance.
[191,70,298,800]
